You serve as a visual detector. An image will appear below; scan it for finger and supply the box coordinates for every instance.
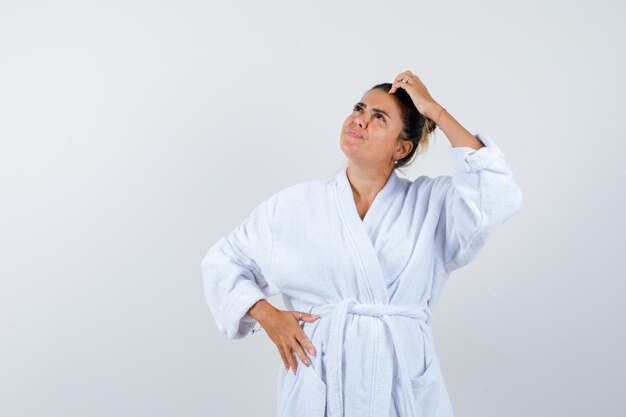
[290,311,320,325]
[290,311,303,323]
[389,80,410,94]
[301,312,320,323]
[283,344,297,374]
[291,339,311,368]
[278,346,289,371]
[393,70,413,83]
[392,71,414,87]
[390,71,417,93]
[295,330,317,357]
[389,79,408,94]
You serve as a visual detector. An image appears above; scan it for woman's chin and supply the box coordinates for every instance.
[339,143,363,160]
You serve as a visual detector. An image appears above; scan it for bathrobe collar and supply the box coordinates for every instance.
[333,164,402,304]
[334,164,401,226]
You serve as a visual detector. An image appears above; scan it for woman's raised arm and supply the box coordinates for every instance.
[432,132,523,272]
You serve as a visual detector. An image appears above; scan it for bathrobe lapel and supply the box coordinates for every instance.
[330,165,424,417]
[333,165,402,304]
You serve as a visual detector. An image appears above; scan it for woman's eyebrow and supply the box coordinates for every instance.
[355,102,392,120]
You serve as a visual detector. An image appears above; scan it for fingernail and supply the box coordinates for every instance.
[308,347,316,356]
[292,367,296,375]
[305,360,310,367]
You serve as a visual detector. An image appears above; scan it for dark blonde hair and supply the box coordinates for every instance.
[369,83,437,170]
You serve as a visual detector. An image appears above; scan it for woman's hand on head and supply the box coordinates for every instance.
[388,70,441,119]
[258,308,320,374]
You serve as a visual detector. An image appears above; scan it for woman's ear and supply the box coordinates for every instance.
[398,139,413,159]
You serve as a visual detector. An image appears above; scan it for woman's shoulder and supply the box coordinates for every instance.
[403,173,454,201]
[275,172,336,198]
[261,173,334,209]
[250,174,334,227]
[403,173,442,189]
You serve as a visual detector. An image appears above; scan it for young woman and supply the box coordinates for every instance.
[201,70,523,417]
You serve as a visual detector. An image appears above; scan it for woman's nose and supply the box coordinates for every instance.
[354,114,367,128]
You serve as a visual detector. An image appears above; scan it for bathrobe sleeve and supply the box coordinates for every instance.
[434,133,523,273]
[201,196,280,339]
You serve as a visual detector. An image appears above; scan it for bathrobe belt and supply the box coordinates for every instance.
[310,297,433,417]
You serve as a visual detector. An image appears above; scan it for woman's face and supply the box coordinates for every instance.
[340,88,408,169]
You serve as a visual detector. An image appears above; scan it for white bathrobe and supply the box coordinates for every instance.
[201,133,523,417]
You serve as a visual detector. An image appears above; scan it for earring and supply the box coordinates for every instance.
[393,159,398,164]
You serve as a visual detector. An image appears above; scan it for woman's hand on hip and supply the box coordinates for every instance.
[259,308,320,374]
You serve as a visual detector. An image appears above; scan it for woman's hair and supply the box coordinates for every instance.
[368,83,438,170]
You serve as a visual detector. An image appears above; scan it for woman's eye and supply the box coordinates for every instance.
[353,105,385,122]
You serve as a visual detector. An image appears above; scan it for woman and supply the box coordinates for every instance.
[201,70,523,417]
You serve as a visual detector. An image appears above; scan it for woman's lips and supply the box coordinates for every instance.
[346,128,363,138]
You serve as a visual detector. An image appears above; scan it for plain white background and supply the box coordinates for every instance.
[1,1,624,416]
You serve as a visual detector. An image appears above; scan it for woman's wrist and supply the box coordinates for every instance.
[247,299,277,323]
[424,101,445,122]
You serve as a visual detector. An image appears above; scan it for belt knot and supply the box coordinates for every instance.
[310,297,432,325]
